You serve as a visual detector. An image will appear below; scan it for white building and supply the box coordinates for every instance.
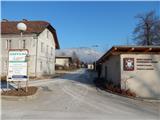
[87,64,94,70]
[55,56,72,69]
[97,46,160,98]
[1,20,60,77]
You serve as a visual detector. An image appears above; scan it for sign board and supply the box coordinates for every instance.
[123,58,134,71]
[136,58,158,70]
[7,49,29,81]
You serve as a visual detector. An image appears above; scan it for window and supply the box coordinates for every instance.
[41,42,44,52]
[40,61,43,71]
[22,40,26,49]
[6,40,12,49]
[9,40,11,49]
[47,30,49,38]
[6,40,8,49]
[46,45,48,54]
[51,47,53,56]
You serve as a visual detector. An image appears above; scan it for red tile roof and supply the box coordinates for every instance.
[1,20,60,49]
[97,46,160,63]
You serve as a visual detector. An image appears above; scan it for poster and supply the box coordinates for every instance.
[7,50,28,81]
[123,58,134,71]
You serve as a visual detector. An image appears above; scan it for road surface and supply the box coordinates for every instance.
[1,69,160,120]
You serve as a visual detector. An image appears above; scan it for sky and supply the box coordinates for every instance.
[1,1,160,52]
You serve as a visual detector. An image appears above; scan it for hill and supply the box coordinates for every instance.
[56,47,103,63]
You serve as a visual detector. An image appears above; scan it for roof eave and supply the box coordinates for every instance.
[47,25,60,49]
[97,46,160,64]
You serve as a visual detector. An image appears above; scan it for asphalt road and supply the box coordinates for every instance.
[1,69,160,120]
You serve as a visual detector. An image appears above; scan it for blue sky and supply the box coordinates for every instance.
[1,1,160,52]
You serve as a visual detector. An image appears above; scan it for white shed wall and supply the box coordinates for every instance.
[121,54,160,98]
[101,55,121,86]
[55,58,70,67]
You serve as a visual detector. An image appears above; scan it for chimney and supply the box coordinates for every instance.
[2,19,8,22]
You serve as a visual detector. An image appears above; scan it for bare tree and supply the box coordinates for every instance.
[133,11,160,45]
[72,51,78,61]
[71,51,80,67]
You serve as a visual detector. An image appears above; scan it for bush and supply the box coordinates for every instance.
[94,78,136,97]
[106,83,136,97]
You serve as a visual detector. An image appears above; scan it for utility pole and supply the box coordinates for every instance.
[92,45,99,71]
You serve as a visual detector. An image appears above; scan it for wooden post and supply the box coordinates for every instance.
[26,79,28,92]
[26,54,29,92]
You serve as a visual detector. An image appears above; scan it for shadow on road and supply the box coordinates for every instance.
[58,69,97,87]
[0,81,15,91]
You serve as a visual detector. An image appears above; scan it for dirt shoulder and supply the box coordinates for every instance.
[1,86,38,96]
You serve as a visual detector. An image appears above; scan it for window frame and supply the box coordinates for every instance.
[22,40,26,49]
[9,40,12,49]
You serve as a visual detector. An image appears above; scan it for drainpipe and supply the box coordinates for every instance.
[35,35,38,78]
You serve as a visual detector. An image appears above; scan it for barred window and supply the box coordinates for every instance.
[6,40,12,49]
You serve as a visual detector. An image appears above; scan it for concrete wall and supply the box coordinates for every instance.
[55,58,70,67]
[120,54,160,98]
[1,28,56,77]
[101,55,121,86]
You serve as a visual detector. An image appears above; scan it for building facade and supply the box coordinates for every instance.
[55,56,72,69]
[1,20,60,77]
[87,64,94,70]
[97,46,160,98]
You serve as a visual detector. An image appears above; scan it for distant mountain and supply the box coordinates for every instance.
[56,47,103,63]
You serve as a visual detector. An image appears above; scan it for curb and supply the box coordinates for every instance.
[1,87,41,101]
[97,88,160,103]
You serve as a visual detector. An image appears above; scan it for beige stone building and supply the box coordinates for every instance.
[87,64,94,70]
[55,56,72,69]
[1,20,60,78]
[97,46,160,98]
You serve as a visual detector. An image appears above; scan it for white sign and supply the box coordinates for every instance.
[7,50,29,81]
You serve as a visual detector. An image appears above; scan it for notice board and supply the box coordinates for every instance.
[7,49,29,81]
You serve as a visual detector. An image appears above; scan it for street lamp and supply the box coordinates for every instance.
[17,22,27,32]
[17,22,27,48]
[16,22,28,91]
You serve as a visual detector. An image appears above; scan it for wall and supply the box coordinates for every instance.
[0,34,2,79]
[120,54,160,98]
[101,55,121,86]
[1,34,37,77]
[1,28,56,77]
[55,58,70,67]
[36,28,55,76]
